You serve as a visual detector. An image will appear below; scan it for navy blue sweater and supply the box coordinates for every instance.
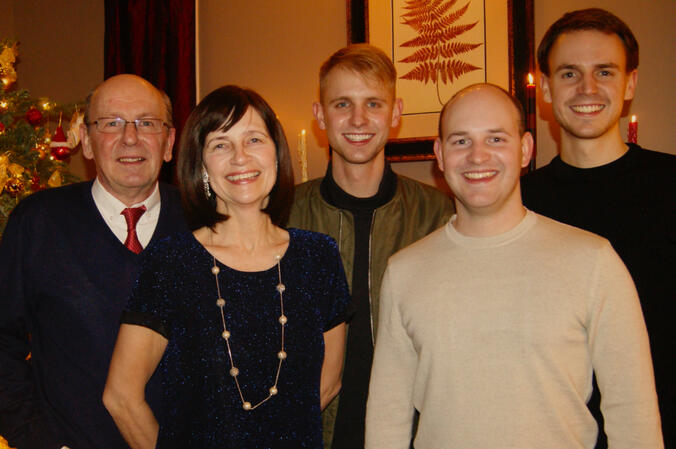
[0,181,187,449]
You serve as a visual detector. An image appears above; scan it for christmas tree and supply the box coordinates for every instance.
[0,38,80,237]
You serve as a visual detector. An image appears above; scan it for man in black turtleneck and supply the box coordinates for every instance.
[287,44,453,449]
[521,9,674,448]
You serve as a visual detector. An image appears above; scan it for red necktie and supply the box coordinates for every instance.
[121,206,147,254]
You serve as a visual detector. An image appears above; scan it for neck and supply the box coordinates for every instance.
[211,210,278,253]
[331,152,386,198]
[560,124,629,168]
[453,195,527,238]
[100,179,156,207]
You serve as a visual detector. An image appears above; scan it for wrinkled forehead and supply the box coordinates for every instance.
[91,82,165,119]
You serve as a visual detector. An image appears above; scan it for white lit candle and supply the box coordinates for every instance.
[298,129,308,182]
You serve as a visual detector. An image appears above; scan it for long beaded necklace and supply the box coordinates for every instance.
[210,253,287,411]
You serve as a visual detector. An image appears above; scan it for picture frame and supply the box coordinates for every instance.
[348,0,534,162]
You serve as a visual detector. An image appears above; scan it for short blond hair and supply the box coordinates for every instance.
[319,44,396,103]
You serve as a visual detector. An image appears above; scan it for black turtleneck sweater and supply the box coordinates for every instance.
[320,163,398,449]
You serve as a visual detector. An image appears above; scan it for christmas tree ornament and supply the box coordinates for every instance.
[8,162,24,177]
[0,39,79,236]
[31,171,42,191]
[0,42,18,88]
[26,106,43,125]
[50,121,72,161]
[0,171,7,195]
[67,110,84,148]
[48,170,62,188]
[5,176,23,197]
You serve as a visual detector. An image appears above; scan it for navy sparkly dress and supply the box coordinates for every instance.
[122,228,350,448]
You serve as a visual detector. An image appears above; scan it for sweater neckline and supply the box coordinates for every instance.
[550,144,641,180]
[319,162,397,213]
[444,210,537,249]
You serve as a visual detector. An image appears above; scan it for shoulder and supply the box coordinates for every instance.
[521,161,557,187]
[287,227,338,252]
[531,212,611,252]
[395,175,452,213]
[143,230,196,261]
[388,225,447,267]
[8,181,91,222]
[291,178,324,208]
[631,146,676,169]
[397,175,447,200]
[158,182,183,207]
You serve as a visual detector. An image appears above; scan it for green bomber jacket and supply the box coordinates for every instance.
[286,173,453,447]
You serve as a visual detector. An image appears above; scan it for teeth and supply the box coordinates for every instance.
[464,171,496,180]
[571,104,604,113]
[226,172,260,181]
[344,133,373,142]
[119,157,144,162]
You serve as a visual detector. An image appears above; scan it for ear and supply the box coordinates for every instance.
[624,69,638,101]
[163,127,176,162]
[433,137,445,172]
[390,98,404,128]
[520,132,534,168]
[313,102,326,130]
[80,122,94,160]
[540,75,553,104]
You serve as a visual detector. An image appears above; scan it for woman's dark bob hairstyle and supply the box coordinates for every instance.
[177,85,294,230]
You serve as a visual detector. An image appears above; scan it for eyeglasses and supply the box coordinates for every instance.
[88,117,170,134]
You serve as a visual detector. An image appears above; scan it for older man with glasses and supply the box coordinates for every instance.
[0,74,187,449]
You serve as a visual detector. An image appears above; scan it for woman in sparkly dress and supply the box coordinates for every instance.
[103,86,350,448]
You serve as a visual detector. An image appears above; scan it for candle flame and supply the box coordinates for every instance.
[527,73,535,85]
[630,115,637,123]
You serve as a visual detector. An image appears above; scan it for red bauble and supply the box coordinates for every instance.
[0,122,5,133]
[26,107,43,125]
[31,172,42,191]
[50,125,71,161]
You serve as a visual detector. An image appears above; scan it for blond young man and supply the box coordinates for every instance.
[366,84,662,449]
[287,44,453,448]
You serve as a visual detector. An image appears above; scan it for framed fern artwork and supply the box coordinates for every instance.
[348,0,534,161]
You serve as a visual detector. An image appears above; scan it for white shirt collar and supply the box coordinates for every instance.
[91,178,162,247]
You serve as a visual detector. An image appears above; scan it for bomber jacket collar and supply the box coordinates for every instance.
[319,162,398,212]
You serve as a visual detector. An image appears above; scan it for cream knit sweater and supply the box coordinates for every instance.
[365,211,662,449]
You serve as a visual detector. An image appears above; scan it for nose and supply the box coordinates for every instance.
[578,73,598,95]
[121,121,139,145]
[349,105,367,127]
[467,143,490,164]
[230,144,249,165]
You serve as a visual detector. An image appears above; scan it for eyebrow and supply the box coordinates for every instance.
[447,128,509,137]
[554,62,620,72]
[329,95,387,103]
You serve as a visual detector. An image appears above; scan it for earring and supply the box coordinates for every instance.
[202,170,212,198]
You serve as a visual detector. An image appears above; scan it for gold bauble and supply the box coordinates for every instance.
[5,176,24,196]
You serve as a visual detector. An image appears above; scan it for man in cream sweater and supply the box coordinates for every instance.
[365,84,662,449]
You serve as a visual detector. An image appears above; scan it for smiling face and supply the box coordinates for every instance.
[314,68,402,169]
[202,107,277,214]
[81,75,174,206]
[541,30,637,143]
[434,86,532,228]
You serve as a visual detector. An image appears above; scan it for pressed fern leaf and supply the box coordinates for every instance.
[399,42,483,64]
[397,0,483,105]
[400,60,480,85]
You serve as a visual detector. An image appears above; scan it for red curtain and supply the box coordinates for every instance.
[104,0,196,181]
